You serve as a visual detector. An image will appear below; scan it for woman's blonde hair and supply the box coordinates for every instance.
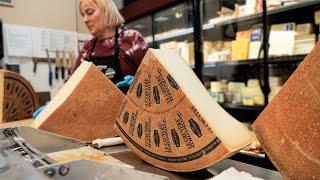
[79,0,125,28]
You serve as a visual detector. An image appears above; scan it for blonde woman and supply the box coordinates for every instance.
[71,0,148,92]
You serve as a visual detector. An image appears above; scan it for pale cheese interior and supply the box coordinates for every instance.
[150,49,253,151]
[32,61,91,128]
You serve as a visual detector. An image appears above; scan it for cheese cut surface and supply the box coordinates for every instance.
[115,49,253,172]
[32,61,124,142]
[0,70,39,122]
[47,147,133,169]
[253,43,320,179]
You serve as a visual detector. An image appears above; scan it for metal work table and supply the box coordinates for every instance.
[0,124,283,179]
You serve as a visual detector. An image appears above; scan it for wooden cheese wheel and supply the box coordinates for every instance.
[32,62,124,142]
[253,42,320,179]
[115,49,252,172]
[0,70,39,122]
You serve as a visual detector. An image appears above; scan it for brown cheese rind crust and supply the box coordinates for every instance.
[1,70,39,122]
[253,42,320,179]
[38,63,124,142]
[115,51,231,172]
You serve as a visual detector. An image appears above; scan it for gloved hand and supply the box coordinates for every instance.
[33,102,49,120]
[116,75,134,88]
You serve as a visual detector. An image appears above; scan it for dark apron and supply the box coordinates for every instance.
[85,28,128,93]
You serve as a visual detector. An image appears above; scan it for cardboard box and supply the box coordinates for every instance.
[315,11,320,24]
[271,23,296,31]
[232,39,249,60]
[296,23,313,35]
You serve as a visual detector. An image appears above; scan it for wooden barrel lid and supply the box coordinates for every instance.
[1,70,39,122]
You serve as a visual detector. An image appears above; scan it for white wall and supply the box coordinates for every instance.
[1,0,121,99]
[0,0,85,99]
[1,28,66,98]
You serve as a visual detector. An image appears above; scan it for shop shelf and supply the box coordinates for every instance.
[202,0,320,30]
[219,103,265,113]
[154,27,194,42]
[203,54,306,68]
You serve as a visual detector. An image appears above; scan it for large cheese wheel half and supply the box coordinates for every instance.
[0,70,39,122]
[32,61,124,142]
[253,43,320,179]
[115,49,253,172]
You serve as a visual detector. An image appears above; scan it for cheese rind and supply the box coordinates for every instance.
[32,62,124,142]
[115,49,253,171]
[253,42,320,179]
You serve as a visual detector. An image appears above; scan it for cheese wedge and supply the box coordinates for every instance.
[32,61,124,142]
[0,70,39,122]
[253,42,320,179]
[47,146,133,169]
[115,49,253,172]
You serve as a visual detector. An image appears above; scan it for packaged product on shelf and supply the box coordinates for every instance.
[238,3,256,17]
[269,31,295,56]
[228,82,245,104]
[315,10,320,24]
[296,23,313,35]
[177,41,195,65]
[207,49,231,63]
[282,0,299,6]
[236,30,251,40]
[159,41,178,50]
[294,34,316,55]
[267,0,282,9]
[210,81,224,103]
[242,0,257,15]
[144,35,152,42]
[268,86,282,102]
[220,79,228,93]
[231,39,249,60]
[271,22,296,31]
[269,76,283,88]
[206,52,219,63]
[225,92,234,103]
[247,79,264,105]
[241,87,255,106]
[246,0,257,7]
[203,41,224,63]
[222,41,232,61]
[249,26,263,59]
[233,30,251,61]
[250,25,263,42]
[223,41,232,49]
[228,82,245,94]
[249,41,262,59]
[212,41,224,50]
[203,41,214,63]
[217,6,238,19]
[256,0,263,12]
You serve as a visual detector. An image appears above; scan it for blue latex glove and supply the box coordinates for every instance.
[33,102,49,120]
[116,75,134,88]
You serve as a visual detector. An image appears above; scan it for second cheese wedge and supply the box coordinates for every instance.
[32,61,124,142]
[253,42,320,179]
[115,49,253,172]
